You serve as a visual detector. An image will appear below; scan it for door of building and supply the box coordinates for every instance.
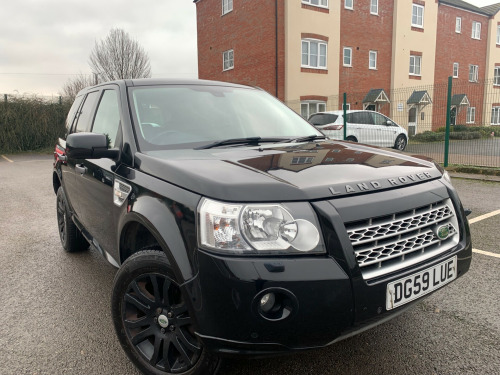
[450,107,457,126]
[408,107,417,136]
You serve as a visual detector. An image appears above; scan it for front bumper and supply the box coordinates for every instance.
[184,181,472,355]
[186,242,470,356]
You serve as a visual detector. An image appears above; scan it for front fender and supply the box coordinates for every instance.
[118,193,201,283]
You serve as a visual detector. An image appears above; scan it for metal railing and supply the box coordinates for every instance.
[287,78,500,168]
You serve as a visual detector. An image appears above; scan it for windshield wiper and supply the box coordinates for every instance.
[195,137,285,150]
[285,134,326,143]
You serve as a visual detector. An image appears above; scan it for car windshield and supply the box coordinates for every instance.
[128,85,323,150]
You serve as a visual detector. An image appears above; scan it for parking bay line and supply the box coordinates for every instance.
[1,155,13,162]
[468,209,500,224]
[472,248,500,259]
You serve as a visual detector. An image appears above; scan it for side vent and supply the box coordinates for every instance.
[113,180,132,207]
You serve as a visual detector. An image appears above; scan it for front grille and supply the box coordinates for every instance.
[346,199,459,280]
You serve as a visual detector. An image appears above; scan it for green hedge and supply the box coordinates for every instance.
[0,97,70,153]
[410,130,482,142]
[435,125,500,137]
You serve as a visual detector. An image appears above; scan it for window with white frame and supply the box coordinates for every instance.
[345,0,353,10]
[291,156,315,165]
[300,101,327,119]
[472,21,481,40]
[453,62,459,78]
[495,67,500,85]
[412,4,424,28]
[302,0,328,8]
[302,40,327,69]
[343,47,352,67]
[222,0,233,15]
[369,51,377,69]
[467,107,476,123]
[497,25,500,44]
[492,107,500,125]
[370,0,378,14]
[223,49,234,71]
[409,55,421,75]
[469,65,478,82]
[456,17,461,33]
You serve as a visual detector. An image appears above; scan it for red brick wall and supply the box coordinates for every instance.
[196,0,285,101]
[339,0,393,114]
[433,4,488,128]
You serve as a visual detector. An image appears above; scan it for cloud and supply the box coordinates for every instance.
[0,0,198,94]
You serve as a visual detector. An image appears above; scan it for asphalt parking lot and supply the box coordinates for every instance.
[0,153,499,375]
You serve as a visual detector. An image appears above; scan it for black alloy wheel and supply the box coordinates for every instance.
[56,187,88,252]
[394,134,407,151]
[112,250,220,375]
[56,190,67,244]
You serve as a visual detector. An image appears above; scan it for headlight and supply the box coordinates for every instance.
[433,161,452,185]
[199,198,323,255]
[442,170,452,184]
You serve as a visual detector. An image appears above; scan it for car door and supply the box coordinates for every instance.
[371,112,399,147]
[64,90,101,215]
[58,94,84,213]
[72,88,123,257]
[349,111,377,145]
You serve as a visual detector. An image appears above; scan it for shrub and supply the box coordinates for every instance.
[449,131,481,140]
[434,125,499,137]
[0,96,70,153]
[410,131,445,142]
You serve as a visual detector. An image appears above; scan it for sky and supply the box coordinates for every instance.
[0,0,198,96]
[0,0,498,96]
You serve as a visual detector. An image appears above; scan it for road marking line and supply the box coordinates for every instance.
[472,248,500,259]
[468,209,500,224]
[1,155,13,162]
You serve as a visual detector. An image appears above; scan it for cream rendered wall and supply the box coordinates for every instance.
[285,0,341,113]
[483,12,500,126]
[391,1,438,132]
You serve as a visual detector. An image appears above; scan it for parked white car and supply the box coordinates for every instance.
[308,110,408,151]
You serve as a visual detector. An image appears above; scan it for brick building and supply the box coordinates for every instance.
[194,0,500,132]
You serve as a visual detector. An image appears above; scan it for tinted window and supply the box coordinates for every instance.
[65,95,84,134]
[350,112,373,125]
[92,90,120,148]
[309,113,338,126]
[74,91,100,133]
[372,113,388,126]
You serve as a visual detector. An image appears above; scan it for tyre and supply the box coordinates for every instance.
[394,134,407,151]
[56,186,89,252]
[111,250,221,375]
[346,136,357,142]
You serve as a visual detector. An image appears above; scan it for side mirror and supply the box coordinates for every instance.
[66,132,119,160]
[386,120,393,126]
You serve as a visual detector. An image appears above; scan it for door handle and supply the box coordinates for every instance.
[75,164,87,175]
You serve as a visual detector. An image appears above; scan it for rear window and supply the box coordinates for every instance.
[308,113,338,126]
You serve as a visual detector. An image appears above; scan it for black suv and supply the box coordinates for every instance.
[53,79,471,375]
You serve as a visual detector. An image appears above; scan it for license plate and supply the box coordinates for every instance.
[386,256,457,310]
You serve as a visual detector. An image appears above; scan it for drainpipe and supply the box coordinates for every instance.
[275,0,279,98]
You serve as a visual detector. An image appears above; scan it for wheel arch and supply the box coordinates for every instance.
[53,170,61,195]
[118,208,195,284]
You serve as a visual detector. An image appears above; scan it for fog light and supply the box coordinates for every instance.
[260,293,276,313]
[254,288,298,321]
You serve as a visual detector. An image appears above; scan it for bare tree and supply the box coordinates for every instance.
[89,28,151,82]
[61,73,95,102]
